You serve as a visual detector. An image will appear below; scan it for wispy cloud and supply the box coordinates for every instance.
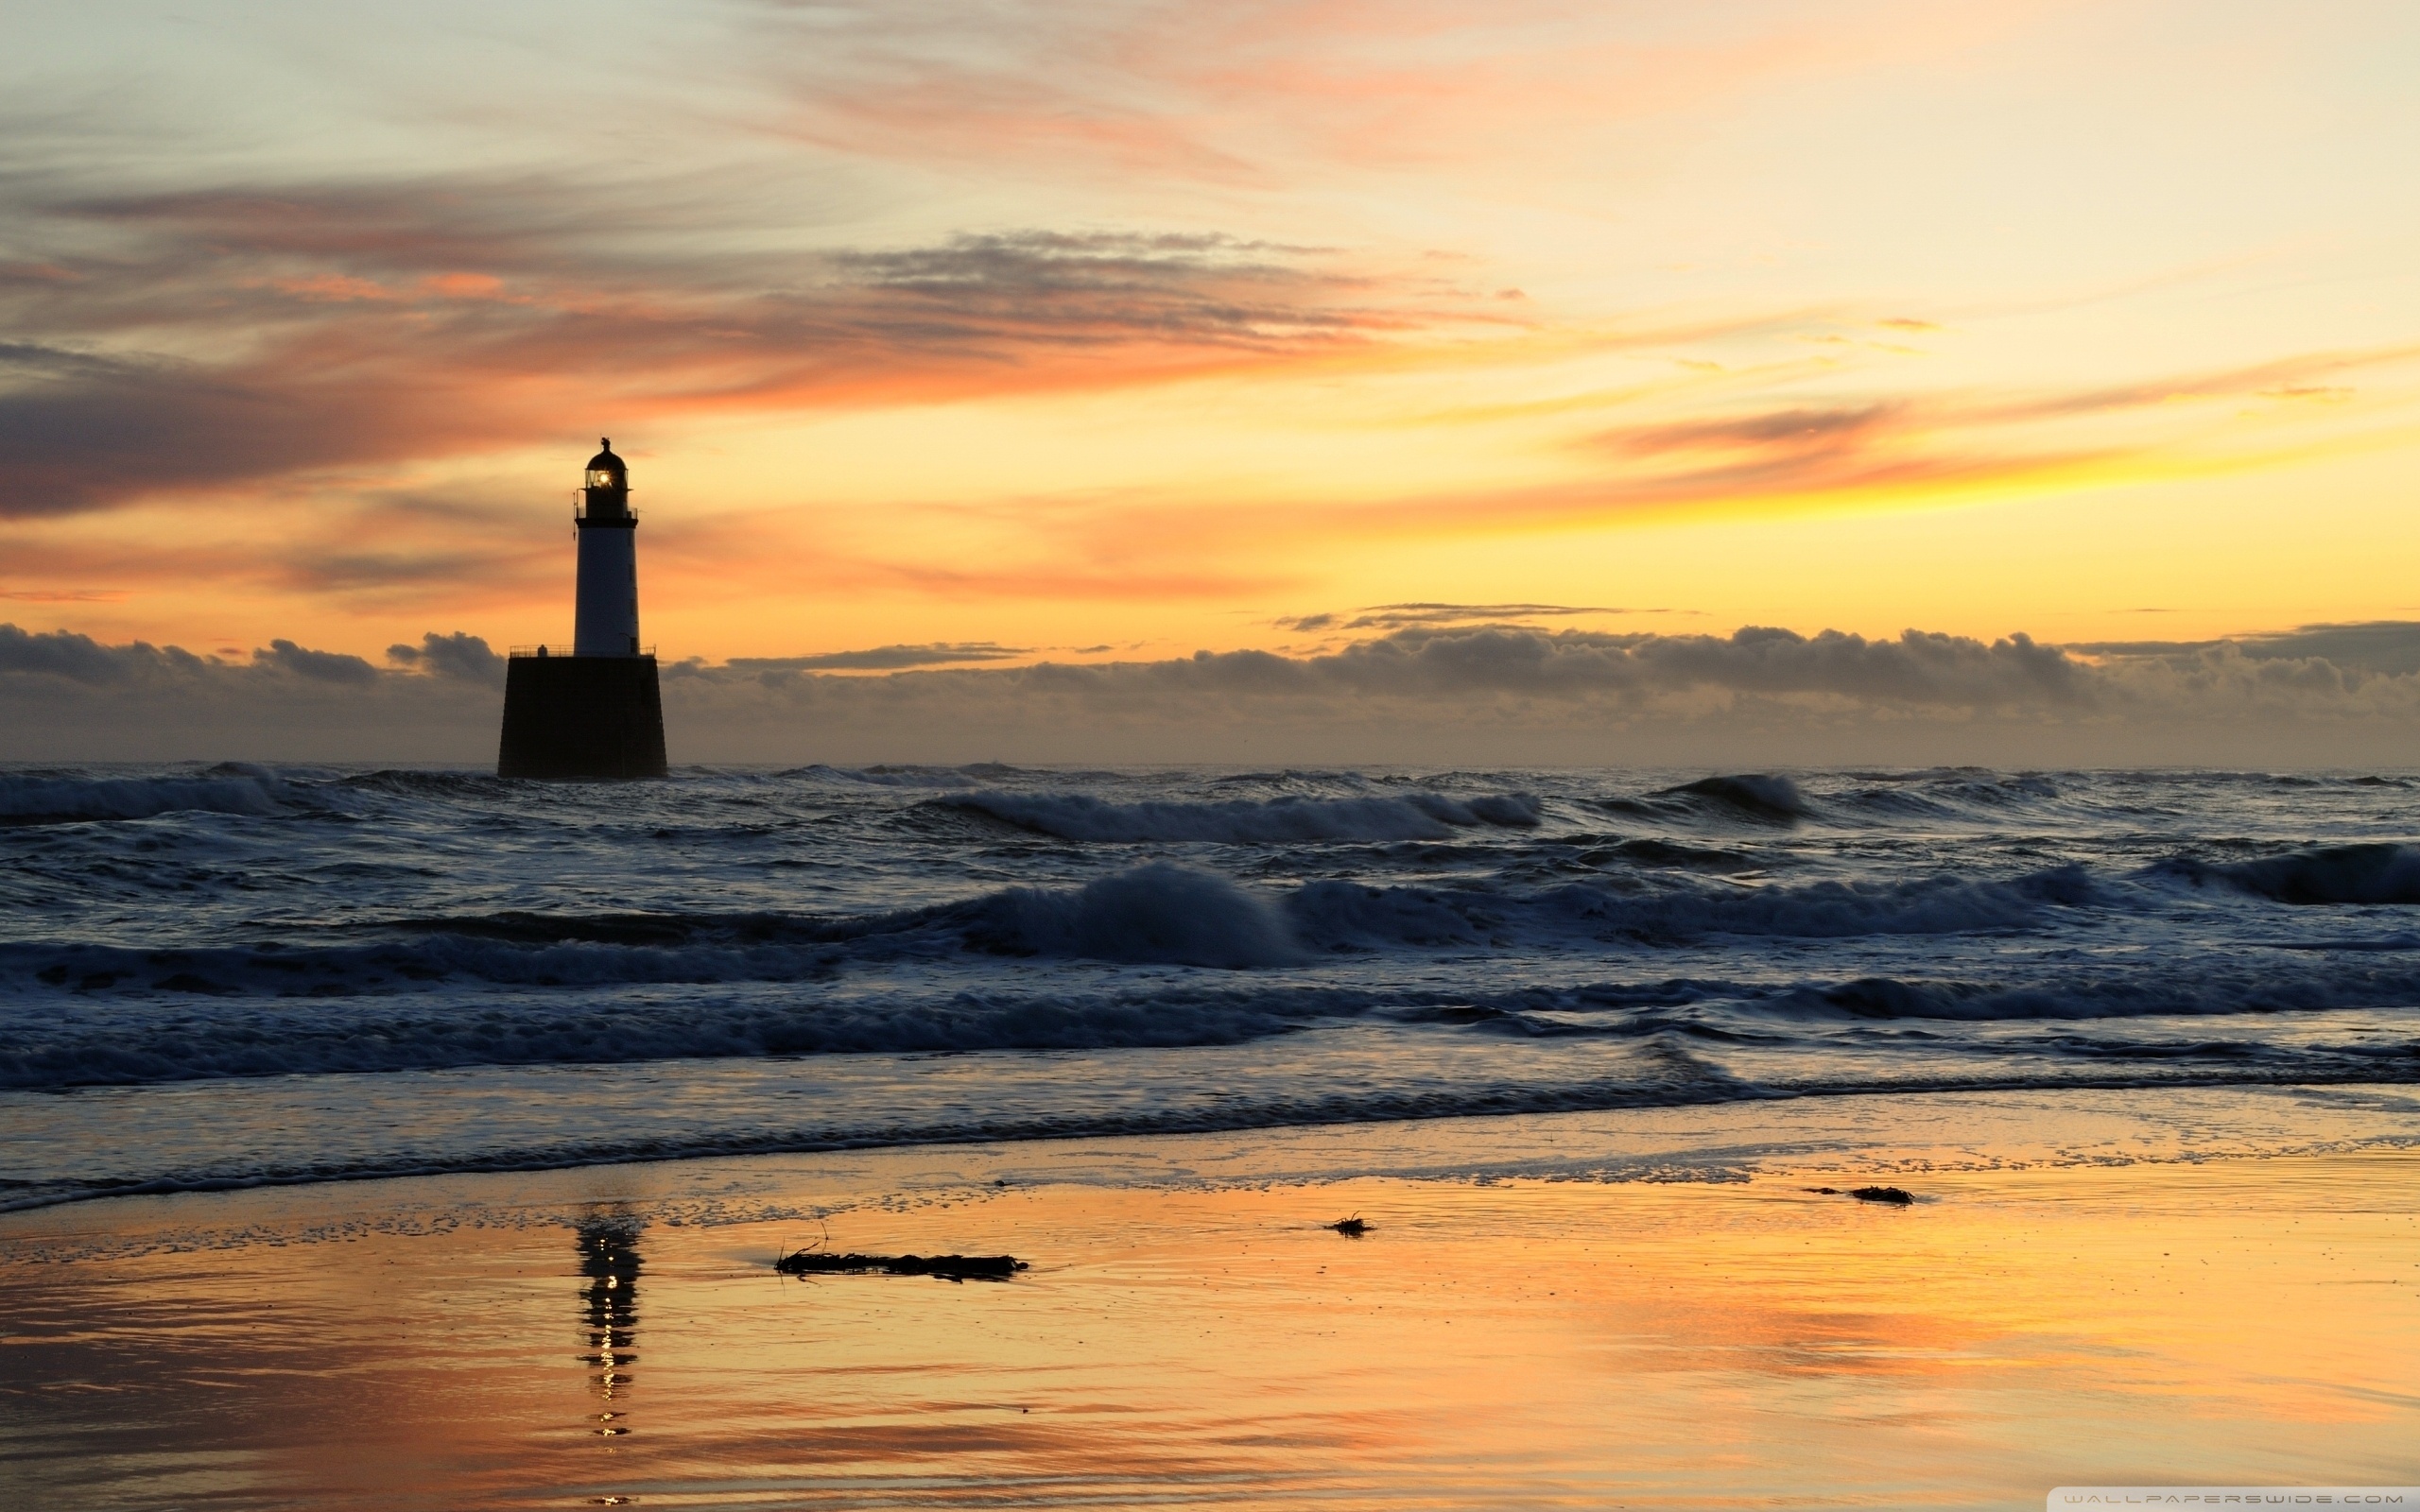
[1278,603,1631,631]
[0,586,125,602]
[0,167,1481,518]
[1465,343,2420,524]
[728,642,1029,671]
[744,0,2009,185]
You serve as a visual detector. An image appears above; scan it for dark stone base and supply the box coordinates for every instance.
[497,656,667,779]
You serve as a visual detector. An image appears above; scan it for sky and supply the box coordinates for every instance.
[7,1,2420,762]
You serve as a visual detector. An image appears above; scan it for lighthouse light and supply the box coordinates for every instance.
[586,468,618,490]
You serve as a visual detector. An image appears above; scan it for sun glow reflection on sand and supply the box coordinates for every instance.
[2,1144,2415,1508]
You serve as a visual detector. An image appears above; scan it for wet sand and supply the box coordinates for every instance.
[4,1106,2418,1509]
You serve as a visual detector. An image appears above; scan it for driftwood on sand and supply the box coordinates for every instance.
[1806,1185,1917,1205]
[1329,1216,1371,1236]
[776,1249,1029,1281]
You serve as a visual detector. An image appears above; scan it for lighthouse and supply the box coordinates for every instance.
[573,439,642,655]
[495,438,669,779]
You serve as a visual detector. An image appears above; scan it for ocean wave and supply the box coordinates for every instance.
[0,860,2113,1020]
[1667,773,1810,819]
[9,940,2419,1092]
[331,768,513,800]
[0,764,300,824]
[1764,958,2420,1021]
[13,761,2420,1213]
[23,938,2420,1089]
[970,862,1302,967]
[933,788,1545,843]
[1927,772,2062,805]
[0,980,1382,1090]
[795,763,993,789]
[12,937,839,999]
[2,859,2100,1013]
[2150,843,2420,904]
[1576,837,1763,872]
[1598,773,1812,825]
[1841,769,2061,806]
[0,867,1305,1003]
[1288,864,2093,949]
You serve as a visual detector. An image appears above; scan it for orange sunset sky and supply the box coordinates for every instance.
[7,0,2420,760]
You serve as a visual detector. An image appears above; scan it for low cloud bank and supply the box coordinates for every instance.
[7,621,2420,766]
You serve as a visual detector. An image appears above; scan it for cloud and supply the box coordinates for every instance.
[1340,602,1627,630]
[1276,603,1633,631]
[255,639,379,685]
[0,340,438,519]
[386,630,506,685]
[0,624,499,761]
[2238,622,2420,677]
[1576,395,2068,508]
[0,587,126,602]
[3,623,475,693]
[1506,341,2420,523]
[17,619,2420,766]
[1615,405,1900,456]
[0,623,203,684]
[923,624,2091,711]
[648,624,2420,765]
[2073,620,2420,679]
[727,643,1029,671]
[819,232,1381,348]
[0,164,1475,517]
[744,0,2014,186]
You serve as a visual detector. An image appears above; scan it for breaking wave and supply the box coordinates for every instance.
[978,862,1302,967]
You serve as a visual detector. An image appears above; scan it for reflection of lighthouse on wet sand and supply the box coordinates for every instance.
[576,1212,643,1451]
[496,438,669,779]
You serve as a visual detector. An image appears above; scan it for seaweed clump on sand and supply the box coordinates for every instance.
[1806,1185,1917,1206]
[1329,1215,1371,1236]
[776,1248,1028,1282]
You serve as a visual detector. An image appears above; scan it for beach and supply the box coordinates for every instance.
[7,1091,2418,1510]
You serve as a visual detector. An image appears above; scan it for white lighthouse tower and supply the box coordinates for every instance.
[495,438,668,779]
[573,438,641,656]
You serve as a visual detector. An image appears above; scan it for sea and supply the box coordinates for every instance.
[5,763,2419,1213]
